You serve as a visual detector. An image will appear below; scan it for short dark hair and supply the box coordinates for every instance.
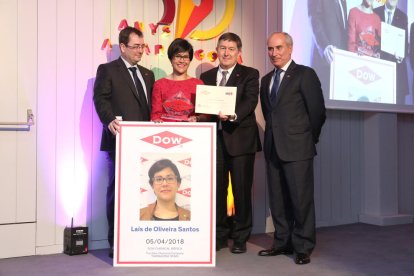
[148,159,182,186]
[217,32,242,50]
[167,38,194,61]
[118,27,143,46]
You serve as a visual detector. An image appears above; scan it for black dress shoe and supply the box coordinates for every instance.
[294,253,310,265]
[231,242,246,254]
[258,247,293,256]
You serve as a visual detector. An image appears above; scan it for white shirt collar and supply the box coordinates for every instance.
[275,59,292,73]
[219,63,237,76]
[121,56,136,69]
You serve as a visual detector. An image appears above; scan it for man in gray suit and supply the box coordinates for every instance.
[374,0,409,104]
[308,0,348,98]
[93,27,154,257]
[258,32,325,265]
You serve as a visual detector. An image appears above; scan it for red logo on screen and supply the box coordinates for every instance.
[177,188,191,197]
[349,66,381,85]
[179,158,191,167]
[141,131,192,149]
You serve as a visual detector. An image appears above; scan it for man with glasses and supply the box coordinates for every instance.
[93,26,155,258]
[200,32,261,254]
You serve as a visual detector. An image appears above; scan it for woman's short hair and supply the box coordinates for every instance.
[167,38,194,61]
[148,159,182,186]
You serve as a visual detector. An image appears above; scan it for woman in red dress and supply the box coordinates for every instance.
[151,38,207,122]
[348,0,381,58]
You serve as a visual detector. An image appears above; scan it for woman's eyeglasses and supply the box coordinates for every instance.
[152,175,178,185]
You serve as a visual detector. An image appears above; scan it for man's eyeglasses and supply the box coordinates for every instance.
[174,54,190,61]
[152,175,178,185]
[126,44,146,50]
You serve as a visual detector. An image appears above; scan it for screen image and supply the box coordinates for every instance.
[284,0,414,113]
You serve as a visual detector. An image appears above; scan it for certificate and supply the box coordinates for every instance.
[381,22,405,58]
[195,85,237,115]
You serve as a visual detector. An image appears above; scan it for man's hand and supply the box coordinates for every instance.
[218,111,229,121]
[108,119,121,135]
[323,45,336,64]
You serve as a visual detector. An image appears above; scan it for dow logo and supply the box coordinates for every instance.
[141,131,192,149]
[177,188,191,198]
[349,66,381,85]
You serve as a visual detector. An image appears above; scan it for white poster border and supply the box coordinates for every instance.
[113,122,216,267]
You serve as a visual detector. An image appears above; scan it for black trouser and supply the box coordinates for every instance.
[106,151,116,248]
[266,144,316,254]
[216,132,255,244]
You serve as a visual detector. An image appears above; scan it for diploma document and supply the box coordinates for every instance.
[195,85,237,115]
[381,22,405,58]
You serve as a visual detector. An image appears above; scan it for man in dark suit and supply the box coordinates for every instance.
[308,0,348,98]
[258,32,326,265]
[374,0,409,104]
[93,27,154,257]
[200,32,261,254]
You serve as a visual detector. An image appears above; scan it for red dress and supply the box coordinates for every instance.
[151,77,204,122]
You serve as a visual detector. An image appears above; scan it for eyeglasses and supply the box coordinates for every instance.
[152,175,178,185]
[174,54,190,61]
[125,44,146,50]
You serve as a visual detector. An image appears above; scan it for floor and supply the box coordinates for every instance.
[1,223,413,276]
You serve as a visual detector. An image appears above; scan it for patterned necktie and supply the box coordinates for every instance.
[270,69,282,105]
[219,71,228,86]
[128,67,149,118]
[387,11,392,24]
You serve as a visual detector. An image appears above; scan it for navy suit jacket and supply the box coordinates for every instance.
[200,63,262,156]
[260,61,326,162]
[93,57,155,151]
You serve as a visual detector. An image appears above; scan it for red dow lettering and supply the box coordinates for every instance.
[141,131,192,149]
[177,188,191,197]
[349,66,381,85]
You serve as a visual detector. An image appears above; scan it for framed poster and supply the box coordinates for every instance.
[113,122,216,267]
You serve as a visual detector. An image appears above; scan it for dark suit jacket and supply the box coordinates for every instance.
[200,64,262,156]
[411,23,414,71]
[260,61,326,162]
[93,57,155,151]
[308,0,348,57]
[374,6,409,98]
[308,0,348,95]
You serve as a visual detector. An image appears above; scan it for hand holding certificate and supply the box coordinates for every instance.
[381,22,405,58]
[195,85,237,115]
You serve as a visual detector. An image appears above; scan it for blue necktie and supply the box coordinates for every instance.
[270,69,282,105]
